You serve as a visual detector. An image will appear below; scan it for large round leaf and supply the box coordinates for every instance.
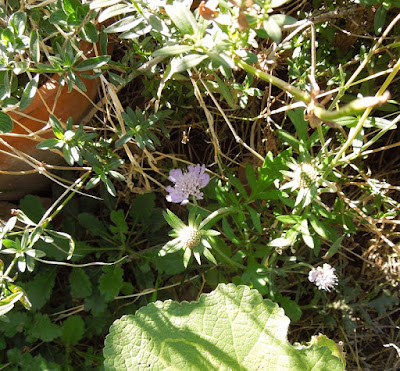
[104,284,344,370]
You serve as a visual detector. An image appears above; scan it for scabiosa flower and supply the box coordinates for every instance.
[308,264,338,291]
[159,209,221,267]
[166,164,210,205]
[280,158,336,207]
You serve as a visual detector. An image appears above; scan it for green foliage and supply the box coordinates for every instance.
[69,268,92,298]
[104,284,345,370]
[0,0,398,369]
[99,266,124,302]
[29,313,62,342]
[61,315,85,346]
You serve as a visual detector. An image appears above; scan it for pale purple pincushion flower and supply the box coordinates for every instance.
[308,263,338,291]
[166,164,210,205]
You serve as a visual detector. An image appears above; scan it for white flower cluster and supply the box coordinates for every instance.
[308,264,338,291]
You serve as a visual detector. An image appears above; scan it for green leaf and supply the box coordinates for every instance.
[80,22,99,43]
[276,215,303,224]
[164,4,198,35]
[104,284,344,370]
[70,268,92,298]
[13,61,29,75]
[20,195,45,224]
[62,315,85,345]
[164,54,208,83]
[276,129,300,150]
[9,12,27,35]
[153,45,194,57]
[214,74,236,109]
[323,236,344,259]
[29,313,62,342]
[21,270,56,310]
[309,214,331,240]
[263,16,282,44]
[276,295,303,322]
[19,74,39,111]
[110,209,128,234]
[163,209,186,230]
[366,289,399,315]
[374,6,387,35]
[78,212,108,237]
[75,55,111,71]
[90,0,121,9]
[270,14,297,27]
[105,16,143,33]
[99,266,124,302]
[270,0,292,7]
[287,108,308,142]
[98,4,134,23]
[247,206,262,233]
[36,138,62,150]
[30,29,40,63]
[0,111,13,133]
[245,163,257,190]
[49,114,64,139]
[226,172,247,198]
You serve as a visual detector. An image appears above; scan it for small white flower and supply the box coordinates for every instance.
[178,226,202,249]
[280,158,336,207]
[308,264,338,291]
[160,209,222,267]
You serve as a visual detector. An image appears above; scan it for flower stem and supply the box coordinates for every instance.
[235,59,311,104]
[4,257,18,277]
[212,242,246,270]
[199,206,237,230]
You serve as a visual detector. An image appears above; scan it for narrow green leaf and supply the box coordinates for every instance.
[270,14,297,27]
[98,4,134,23]
[36,138,61,150]
[80,22,99,43]
[152,45,194,57]
[287,108,308,142]
[164,54,208,83]
[165,4,198,35]
[163,209,185,230]
[309,215,331,240]
[214,74,236,109]
[247,206,262,233]
[75,55,110,71]
[245,163,257,190]
[49,114,64,139]
[20,75,39,111]
[374,6,387,35]
[226,173,247,198]
[276,129,300,150]
[0,112,13,133]
[90,0,121,9]
[105,16,144,34]
[30,29,40,63]
[276,215,303,224]
[323,236,344,259]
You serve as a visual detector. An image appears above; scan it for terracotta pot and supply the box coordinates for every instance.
[0,40,106,200]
